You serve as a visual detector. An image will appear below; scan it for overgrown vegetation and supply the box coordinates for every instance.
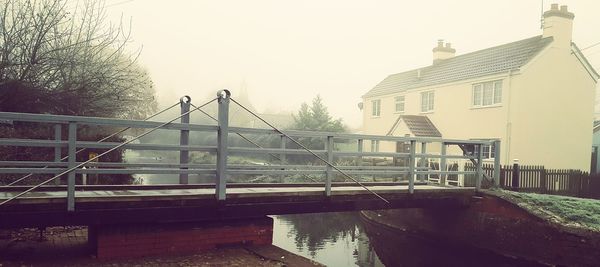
[0,0,156,185]
[501,190,600,231]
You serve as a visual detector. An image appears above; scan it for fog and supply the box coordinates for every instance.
[104,0,600,128]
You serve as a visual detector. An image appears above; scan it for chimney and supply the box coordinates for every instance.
[432,39,455,64]
[542,4,575,48]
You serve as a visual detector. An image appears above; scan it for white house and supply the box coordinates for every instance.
[361,4,598,171]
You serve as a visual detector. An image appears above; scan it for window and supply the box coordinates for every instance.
[470,141,497,159]
[473,80,502,107]
[371,140,380,152]
[394,96,405,113]
[420,91,434,112]
[371,99,381,117]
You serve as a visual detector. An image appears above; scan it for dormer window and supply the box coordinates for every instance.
[473,80,502,107]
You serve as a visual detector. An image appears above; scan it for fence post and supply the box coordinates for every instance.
[54,124,62,186]
[67,122,77,212]
[540,167,547,193]
[326,136,334,196]
[179,96,191,184]
[440,142,447,186]
[420,142,427,182]
[512,159,520,190]
[493,140,501,188]
[216,90,230,201]
[408,140,416,193]
[476,143,483,191]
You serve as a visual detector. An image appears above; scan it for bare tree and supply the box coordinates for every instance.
[0,0,157,119]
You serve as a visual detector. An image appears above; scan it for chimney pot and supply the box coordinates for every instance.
[542,3,575,48]
[432,39,455,64]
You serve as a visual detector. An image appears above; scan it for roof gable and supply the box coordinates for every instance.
[364,35,553,98]
[387,115,442,137]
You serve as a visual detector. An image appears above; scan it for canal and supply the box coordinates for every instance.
[271,212,548,267]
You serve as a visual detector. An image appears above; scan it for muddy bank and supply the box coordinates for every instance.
[361,191,600,267]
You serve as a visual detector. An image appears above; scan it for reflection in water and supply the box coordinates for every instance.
[272,212,548,267]
[272,212,380,267]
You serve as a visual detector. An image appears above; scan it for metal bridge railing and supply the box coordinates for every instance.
[0,90,501,211]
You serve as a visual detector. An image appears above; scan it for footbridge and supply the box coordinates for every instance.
[0,90,500,228]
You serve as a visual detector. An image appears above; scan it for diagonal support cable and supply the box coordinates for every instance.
[189,103,319,183]
[229,98,390,204]
[4,101,183,187]
[0,98,218,207]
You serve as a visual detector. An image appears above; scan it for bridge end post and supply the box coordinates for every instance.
[325,136,334,196]
[420,142,427,182]
[408,140,416,193]
[67,122,77,211]
[476,144,483,191]
[216,90,230,201]
[179,96,191,184]
[493,140,501,188]
[440,142,447,186]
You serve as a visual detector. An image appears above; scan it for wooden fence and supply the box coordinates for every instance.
[464,163,600,199]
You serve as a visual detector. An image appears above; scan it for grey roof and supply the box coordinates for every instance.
[364,35,553,98]
[387,115,442,137]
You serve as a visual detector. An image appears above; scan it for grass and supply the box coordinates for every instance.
[500,190,600,231]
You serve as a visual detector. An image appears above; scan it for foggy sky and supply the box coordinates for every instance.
[104,0,600,128]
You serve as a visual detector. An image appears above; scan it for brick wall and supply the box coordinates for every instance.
[91,217,273,259]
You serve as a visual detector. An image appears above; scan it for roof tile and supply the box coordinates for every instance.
[364,35,553,97]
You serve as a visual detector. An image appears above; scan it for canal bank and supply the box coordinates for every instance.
[0,226,323,266]
[360,190,600,267]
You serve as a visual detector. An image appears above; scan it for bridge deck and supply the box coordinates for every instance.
[0,184,476,228]
[0,184,473,204]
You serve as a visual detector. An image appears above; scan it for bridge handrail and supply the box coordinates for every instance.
[0,112,495,146]
[0,91,501,212]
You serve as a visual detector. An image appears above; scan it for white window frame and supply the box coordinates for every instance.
[472,80,502,107]
[420,91,434,112]
[371,99,381,117]
[470,140,497,159]
[394,96,405,113]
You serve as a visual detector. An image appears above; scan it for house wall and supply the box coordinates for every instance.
[508,45,596,171]
[362,74,510,164]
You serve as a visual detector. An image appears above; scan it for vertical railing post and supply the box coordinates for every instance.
[493,140,501,188]
[179,96,191,184]
[357,139,363,181]
[325,136,334,196]
[216,90,230,201]
[67,122,77,212]
[408,140,416,193]
[440,142,447,186]
[280,134,286,180]
[476,143,483,191]
[280,135,286,165]
[54,124,62,185]
[420,142,427,182]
